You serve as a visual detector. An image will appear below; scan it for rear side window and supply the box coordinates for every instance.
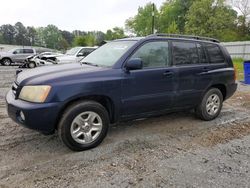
[131,41,169,68]
[172,41,199,65]
[204,43,225,64]
[24,49,34,54]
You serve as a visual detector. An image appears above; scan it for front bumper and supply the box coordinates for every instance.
[6,90,62,134]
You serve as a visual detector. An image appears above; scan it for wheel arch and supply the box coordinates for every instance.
[55,95,116,129]
[209,84,226,100]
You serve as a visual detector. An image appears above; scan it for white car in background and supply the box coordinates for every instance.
[56,47,97,64]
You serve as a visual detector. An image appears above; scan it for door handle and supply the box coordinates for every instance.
[202,67,210,72]
[163,71,174,77]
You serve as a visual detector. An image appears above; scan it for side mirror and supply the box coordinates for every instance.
[125,58,143,71]
[77,52,84,57]
[13,51,17,54]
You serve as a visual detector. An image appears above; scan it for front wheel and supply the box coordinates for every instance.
[58,101,109,151]
[1,58,12,66]
[28,61,36,68]
[195,88,223,121]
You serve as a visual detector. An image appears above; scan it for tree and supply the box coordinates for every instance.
[231,0,250,39]
[73,36,87,46]
[0,33,4,43]
[125,3,158,36]
[158,0,194,33]
[42,25,63,49]
[27,26,37,46]
[105,27,125,40]
[0,24,16,44]
[14,22,29,45]
[61,30,74,46]
[185,0,238,41]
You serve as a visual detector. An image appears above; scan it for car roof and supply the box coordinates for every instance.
[115,34,220,44]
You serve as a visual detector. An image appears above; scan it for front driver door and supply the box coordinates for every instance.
[121,40,177,117]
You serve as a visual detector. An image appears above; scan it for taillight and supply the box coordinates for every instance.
[233,66,237,81]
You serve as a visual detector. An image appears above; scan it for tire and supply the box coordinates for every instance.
[28,62,36,68]
[58,100,109,151]
[1,58,12,66]
[195,88,223,121]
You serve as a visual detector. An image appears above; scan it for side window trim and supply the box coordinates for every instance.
[125,40,170,70]
[171,40,200,66]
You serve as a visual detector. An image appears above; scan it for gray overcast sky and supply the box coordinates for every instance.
[0,0,165,32]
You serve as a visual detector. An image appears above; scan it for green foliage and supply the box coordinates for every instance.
[233,58,244,80]
[73,33,97,47]
[158,0,194,33]
[105,27,126,40]
[125,3,158,36]
[185,0,238,41]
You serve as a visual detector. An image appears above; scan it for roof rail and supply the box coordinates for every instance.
[147,33,220,43]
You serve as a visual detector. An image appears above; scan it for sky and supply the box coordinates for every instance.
[0,0,165,32]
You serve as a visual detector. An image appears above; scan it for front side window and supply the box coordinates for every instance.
[204,43,225,64]
[130,41,169,68]
[172,41,199,65]
[13,49,24,54]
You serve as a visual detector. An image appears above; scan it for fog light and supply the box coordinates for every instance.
[20,111,25,121]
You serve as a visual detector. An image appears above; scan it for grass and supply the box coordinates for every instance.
[232,58,244,81]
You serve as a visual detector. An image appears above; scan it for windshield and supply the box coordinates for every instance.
[81,41,136,67]
[66,47,82,55]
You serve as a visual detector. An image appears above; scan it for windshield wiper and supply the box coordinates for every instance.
[81,62,99,67]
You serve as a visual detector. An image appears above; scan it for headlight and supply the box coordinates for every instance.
[19,85,51,103]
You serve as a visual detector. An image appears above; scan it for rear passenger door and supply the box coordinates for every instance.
[172,41,211,108]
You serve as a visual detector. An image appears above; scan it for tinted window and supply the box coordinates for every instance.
[204,43,225,64]
[197,44,207,64]
[79,48,95,56]
[131,41,169,68]
[24,49,34,53]
[172,42,199,65]
[23,49,33,54]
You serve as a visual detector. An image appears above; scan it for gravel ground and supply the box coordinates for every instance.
[0,66,250,188]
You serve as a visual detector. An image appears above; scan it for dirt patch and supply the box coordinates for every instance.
[193,122,250,147]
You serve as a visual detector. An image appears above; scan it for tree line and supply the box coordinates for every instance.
[126,0,250,41]
[0,23,125,50]
[0,0,249,50]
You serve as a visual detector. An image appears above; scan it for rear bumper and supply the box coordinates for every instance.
[6,90,62,134]
[225,83,237,100]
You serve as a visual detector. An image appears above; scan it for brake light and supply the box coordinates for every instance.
[233,66,237,81]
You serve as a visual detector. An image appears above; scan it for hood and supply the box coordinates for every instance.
[16,63,106,85]
[0,52,9,56]
[56,55,77,63]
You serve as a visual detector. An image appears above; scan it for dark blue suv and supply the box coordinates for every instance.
[6,34,237,151]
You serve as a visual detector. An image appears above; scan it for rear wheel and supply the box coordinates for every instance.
[58,101,109,151]
[195,88,223,121]
[1,58,12,66]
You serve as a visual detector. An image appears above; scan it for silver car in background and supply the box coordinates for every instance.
[0,48,36,66]
[56,47,97,64]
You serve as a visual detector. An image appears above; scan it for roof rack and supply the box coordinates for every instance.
[147,33,220,43]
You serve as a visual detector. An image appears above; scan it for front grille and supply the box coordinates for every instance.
[12,82,19,98]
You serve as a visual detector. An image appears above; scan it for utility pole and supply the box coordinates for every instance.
[152,3,155,34]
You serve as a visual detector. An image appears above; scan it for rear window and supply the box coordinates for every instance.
[204,43,225,64]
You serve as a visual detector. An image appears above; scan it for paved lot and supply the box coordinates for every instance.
[0,66,250,188]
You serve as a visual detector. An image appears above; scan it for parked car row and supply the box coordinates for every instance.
[0,46,97,67]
